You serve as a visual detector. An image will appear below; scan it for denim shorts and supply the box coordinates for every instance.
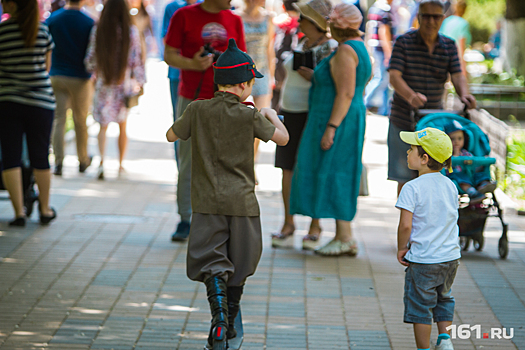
[251,73,270,97]
[387,122,418,183]
[404,259,459,324]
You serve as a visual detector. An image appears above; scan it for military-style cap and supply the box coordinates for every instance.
[213,38,263,85]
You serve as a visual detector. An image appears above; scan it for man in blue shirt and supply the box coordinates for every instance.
[47,0,95,176]
[162,0,198,241]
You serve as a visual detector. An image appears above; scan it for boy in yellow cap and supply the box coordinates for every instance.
[395,127,461,350]
[166,38,289,350]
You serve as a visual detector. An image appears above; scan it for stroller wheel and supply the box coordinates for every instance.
[473,235,484,252]
[459,236,470,251]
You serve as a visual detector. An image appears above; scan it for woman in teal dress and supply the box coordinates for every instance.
[289,2,371,256]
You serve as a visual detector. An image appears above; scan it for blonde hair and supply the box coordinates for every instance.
[218,78,255,89]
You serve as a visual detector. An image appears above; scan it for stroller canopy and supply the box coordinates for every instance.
[416,112,491,157]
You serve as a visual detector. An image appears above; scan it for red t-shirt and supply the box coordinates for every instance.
[165,4,246,100]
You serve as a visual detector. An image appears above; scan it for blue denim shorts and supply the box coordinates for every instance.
[404,260,459,324]
[387,122,418,183]
[251,73,270,97]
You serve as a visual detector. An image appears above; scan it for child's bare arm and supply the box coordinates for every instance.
[397,209,413,266]
[166,126,179,142]
[260,107,289,146]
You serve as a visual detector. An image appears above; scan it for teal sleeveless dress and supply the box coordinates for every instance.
[289,40,372,221]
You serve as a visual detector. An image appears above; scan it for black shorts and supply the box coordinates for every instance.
[274,110,308,171]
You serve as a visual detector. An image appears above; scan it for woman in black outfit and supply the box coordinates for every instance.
[0,0,57,226]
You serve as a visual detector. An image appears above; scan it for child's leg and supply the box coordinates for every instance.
[413,323,432,349]
[437,320,452,334]
[459,183,473,193]
[226,217,263,339]
[226,285,244,339]
[205,276,229,347]
[404,263,439,349]
[448,171,474,194]
[185,214,232,348]
[433,261,459,347]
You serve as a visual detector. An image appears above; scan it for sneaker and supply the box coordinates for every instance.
[434,337,454,350]
[466,187,485,204]
[97,165,104,180]
[171,221,190,241]
[469,191,485,204]
[477,180,497,194]
[79,156,93,173]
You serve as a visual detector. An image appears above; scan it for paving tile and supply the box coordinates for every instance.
[1,61,524,350]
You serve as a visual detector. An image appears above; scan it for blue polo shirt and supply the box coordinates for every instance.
[388,30,461,129]
[46,8,94,78]
[162,0,188,80]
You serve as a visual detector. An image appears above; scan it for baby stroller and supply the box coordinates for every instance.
[0,136,39,218]
[415,110,509,259]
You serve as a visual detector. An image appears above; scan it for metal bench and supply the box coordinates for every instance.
[469,84,525,120]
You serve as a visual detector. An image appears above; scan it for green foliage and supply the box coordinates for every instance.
[471,66,525,88]
[464,0,505,43]
[502,122,525,209]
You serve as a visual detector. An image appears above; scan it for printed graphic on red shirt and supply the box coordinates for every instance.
[202,22,228,50]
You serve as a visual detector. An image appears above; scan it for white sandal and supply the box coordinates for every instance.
[315,239,358,257]
[271,224,295,249]
[302,225,322,251]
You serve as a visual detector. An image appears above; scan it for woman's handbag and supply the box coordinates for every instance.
[124,86,144,108]
[124,70,144,108]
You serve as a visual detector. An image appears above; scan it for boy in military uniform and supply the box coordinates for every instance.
[166,38,289,350]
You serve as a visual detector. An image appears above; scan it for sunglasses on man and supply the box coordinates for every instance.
[419,13,444,21]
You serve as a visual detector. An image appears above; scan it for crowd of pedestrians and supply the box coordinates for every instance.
[1,0,485,349]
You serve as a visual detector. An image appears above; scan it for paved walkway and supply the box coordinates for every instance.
[1,60,524,350]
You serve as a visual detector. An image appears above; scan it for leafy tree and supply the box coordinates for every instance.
[464,0,505,43]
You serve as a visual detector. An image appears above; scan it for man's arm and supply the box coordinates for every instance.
[397,208,412,266]
[164,46,213,71]
[450,72,476,109]
[389,70,427,108]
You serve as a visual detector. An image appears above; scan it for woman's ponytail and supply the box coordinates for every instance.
[15,0,40,47]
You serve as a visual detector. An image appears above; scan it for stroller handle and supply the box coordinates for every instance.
[451,156,496,166]
[410,107,471,131]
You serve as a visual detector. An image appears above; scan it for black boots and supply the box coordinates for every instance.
[226,285,244,339]
[205,276,229,350]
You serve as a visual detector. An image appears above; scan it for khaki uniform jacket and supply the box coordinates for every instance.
[172,91,276,216]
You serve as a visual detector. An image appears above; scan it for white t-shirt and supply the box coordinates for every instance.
[396,172,461,264]
[280,38,338,112]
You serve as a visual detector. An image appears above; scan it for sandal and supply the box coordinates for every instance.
[271,223,295,249]
[9,216,26,227]
[40,207,57,225]
[315,239,358,257]
[302,225,322,251]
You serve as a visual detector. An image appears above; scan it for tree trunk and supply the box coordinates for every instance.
[504,0,525,76]
[506,0,525,20]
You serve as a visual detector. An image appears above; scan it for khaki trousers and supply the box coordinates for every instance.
[50,76,93,165]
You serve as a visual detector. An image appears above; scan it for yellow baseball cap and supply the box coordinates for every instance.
[400,127,453,163]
